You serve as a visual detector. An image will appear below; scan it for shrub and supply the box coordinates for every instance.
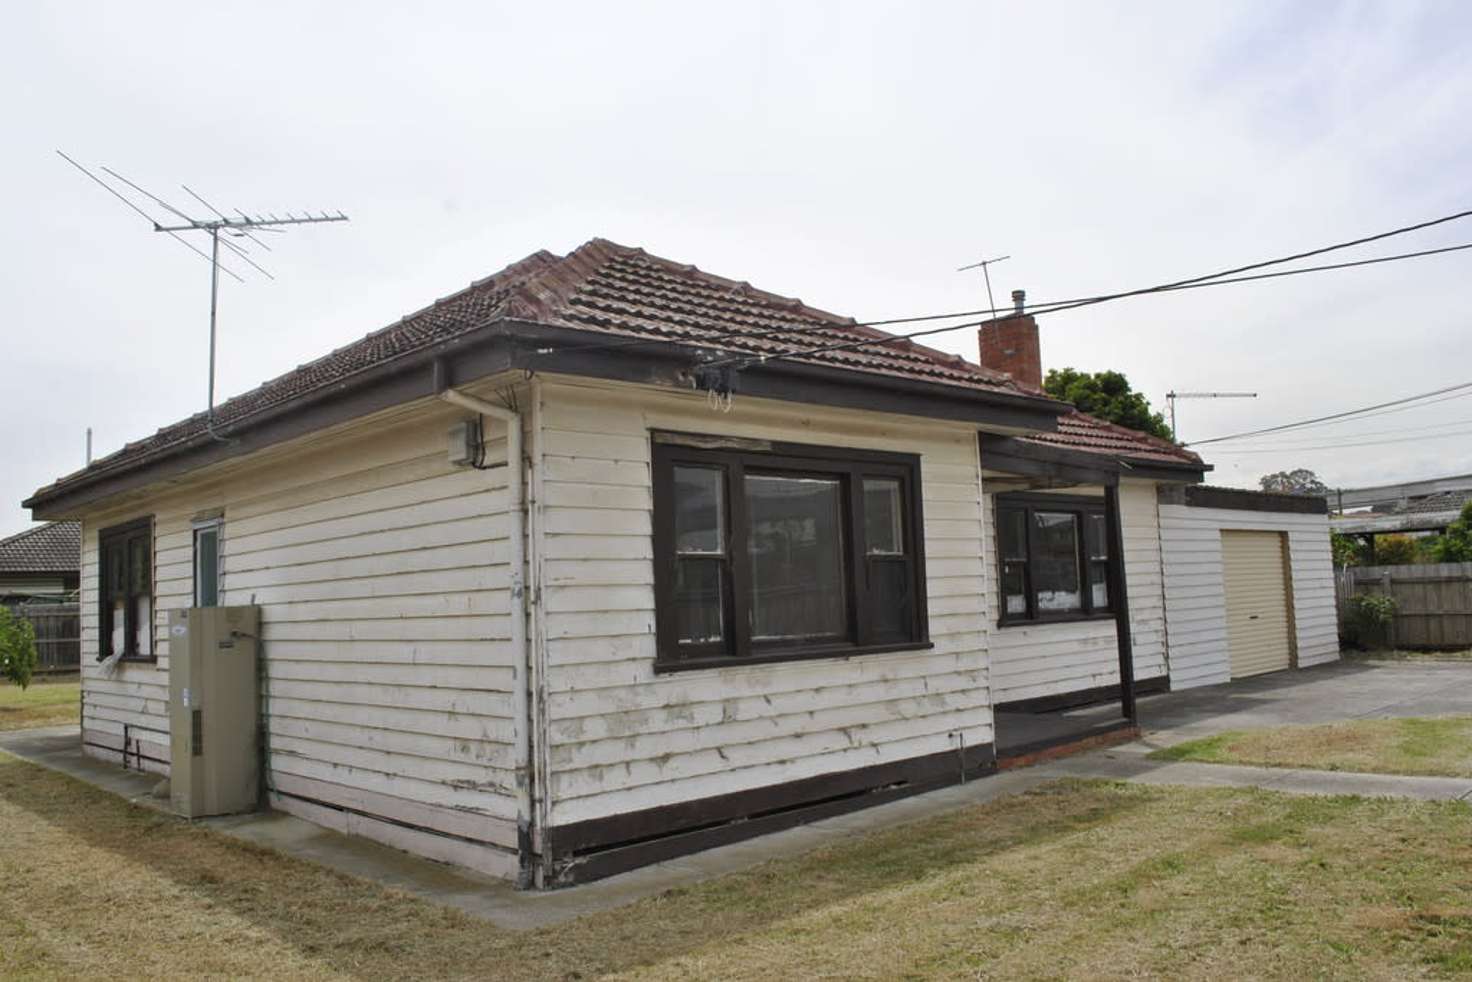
[1433,501,1472,563]
[1372,535,1419,566]
[1345,593,1398,649]
[0,607,39,689]
[1331,532,1364,567]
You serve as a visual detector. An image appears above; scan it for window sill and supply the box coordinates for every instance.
[997,612,1114,629]
[654,640,934,674]
[112,655,159,665]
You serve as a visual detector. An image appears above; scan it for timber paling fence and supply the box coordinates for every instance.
[15,602,80,673]
[1336,562,1472,650]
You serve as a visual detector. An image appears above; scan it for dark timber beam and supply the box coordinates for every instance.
[1103,483,1137,723]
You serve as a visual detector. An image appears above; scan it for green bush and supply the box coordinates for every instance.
[0,607,39,689]
[1345,593,1398,649]
[1372,534,1419,565]
[1433,501,1472,563]
[1331,532,1365,567]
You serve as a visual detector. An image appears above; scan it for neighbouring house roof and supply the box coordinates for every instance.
[0,521,80,574]
[1019,410,1203,468]
[1331,488,1472,535]
[25,238,1198,513]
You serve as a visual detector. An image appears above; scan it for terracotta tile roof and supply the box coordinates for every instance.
[30,239,1042,503]
[1020,410,1205,468]
[0,521,80,573]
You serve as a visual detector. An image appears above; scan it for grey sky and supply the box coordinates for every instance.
[5,1,1470,536]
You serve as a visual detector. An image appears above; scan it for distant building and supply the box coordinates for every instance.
[0,521,80,604]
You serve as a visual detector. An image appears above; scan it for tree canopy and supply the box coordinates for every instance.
[1042,368,1172,441]
[1259,468,1330,496]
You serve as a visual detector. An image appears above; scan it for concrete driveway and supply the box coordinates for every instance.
[1132,658,1472,749]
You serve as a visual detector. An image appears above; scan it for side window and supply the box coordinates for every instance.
[995,495,1113,625]
[653,436,928,669]
[194,519,222,608]
[98,517,154,661]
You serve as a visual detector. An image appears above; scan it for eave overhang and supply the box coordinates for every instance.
[26,320,1069,519]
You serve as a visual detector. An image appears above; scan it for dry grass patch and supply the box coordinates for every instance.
[0,677,78,732]
[1152,716,1472,778]
[3,752,1472,979]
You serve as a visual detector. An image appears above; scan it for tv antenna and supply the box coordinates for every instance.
[57,150,349,440]
[957,254,1011,320]
[1166,390,1257,442]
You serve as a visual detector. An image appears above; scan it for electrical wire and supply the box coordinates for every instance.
[705,240,1472,371]
[1202,426,1472,454]
[1186,380,1472,447]
[1206,413,1472,448]
[533,210,1472,362]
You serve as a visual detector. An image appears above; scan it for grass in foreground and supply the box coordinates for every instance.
[1152,716,1472,779]
[0,677,78,732]
[3,755,1472,979]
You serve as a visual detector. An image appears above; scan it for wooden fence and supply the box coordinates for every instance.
[1336,562,1472,650]
[14,602,80,674]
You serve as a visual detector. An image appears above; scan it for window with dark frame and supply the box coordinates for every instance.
[653,435,928,670]
[995,493,1112,625]
[98,517,154,661]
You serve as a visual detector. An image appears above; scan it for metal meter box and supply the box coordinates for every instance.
[168,605,260,818]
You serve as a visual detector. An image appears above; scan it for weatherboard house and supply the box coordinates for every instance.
[24,239,1338,886]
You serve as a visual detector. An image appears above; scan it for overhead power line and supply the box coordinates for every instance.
[541,236,1472,364]
[1185,380,1472,447]
[1203,426,1472,454]
[1211,413,1472,449]
[703,237,1472,371]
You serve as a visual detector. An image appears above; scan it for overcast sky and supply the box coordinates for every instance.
[4,1,1470,536]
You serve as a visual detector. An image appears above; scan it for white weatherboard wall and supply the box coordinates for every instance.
[982,479,1167,706]
[1158,501,1338,690]
[532,377,991,829]
[77,392,521,877]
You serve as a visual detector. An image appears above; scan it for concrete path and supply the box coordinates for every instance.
[0,725,1055,931]
[1034,746,1472,801]
[5,658,1470,929]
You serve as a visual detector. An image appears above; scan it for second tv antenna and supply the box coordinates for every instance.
[57,150,349,440]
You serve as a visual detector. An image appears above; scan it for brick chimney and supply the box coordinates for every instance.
[978,289,1042,390]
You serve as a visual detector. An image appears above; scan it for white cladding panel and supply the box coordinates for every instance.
[1159,501,1338,690]
[533,378,991,828]
[984,479,1166,705]
[76,394,520,874]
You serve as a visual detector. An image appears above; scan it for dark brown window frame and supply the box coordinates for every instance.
[98,515,155,662]
[651,433,930,672]
[995,492,1112,627]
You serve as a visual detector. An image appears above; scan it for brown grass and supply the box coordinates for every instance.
[2,753,1472,979]
[1152,716,1472,779]
[0,677,79,732]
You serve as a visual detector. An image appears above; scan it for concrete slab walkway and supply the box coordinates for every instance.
[1033,746,1472,801]
[0,725,1056,931]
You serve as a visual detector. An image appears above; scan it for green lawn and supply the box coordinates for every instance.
[2,753,1472,979]
[1152,716,1472,779]
[0,677,79,732]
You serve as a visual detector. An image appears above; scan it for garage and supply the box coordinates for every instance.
[1157,485,1340,691]
[1220,530,1294,677]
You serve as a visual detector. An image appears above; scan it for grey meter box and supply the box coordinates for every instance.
[168,605,260,818]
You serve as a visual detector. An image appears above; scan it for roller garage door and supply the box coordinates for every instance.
[1220,530,1294,678]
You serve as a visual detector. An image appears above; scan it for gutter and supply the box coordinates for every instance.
[437,387,534,889]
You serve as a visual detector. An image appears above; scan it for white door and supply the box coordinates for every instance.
[1221,530,1294,678]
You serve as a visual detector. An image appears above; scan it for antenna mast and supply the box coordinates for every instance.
[957,254,1012,320]
[1166,390,1258,442]
[57,151,349,440]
